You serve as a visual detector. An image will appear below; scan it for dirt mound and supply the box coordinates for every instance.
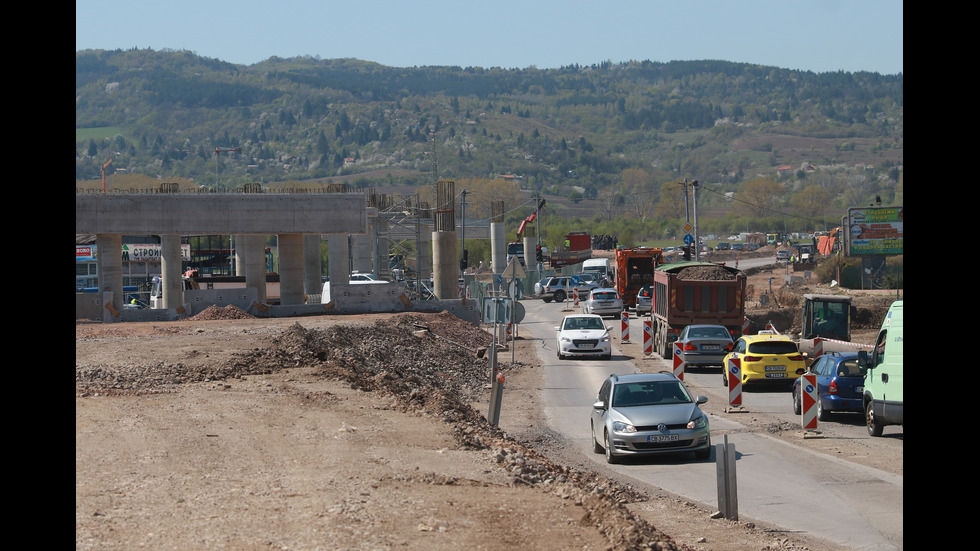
[186,304,256,321]
[675,265,738,280]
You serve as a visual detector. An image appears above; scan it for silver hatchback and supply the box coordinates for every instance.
[583,288,623,318]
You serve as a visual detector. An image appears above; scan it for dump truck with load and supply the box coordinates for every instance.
[551,232,592,268]
[614,247,665,309]
[650,261,746,359]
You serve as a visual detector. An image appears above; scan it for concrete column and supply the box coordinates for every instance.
[417,222,432,279]
[239,234,267,302]
[523,234,538,273]
[327,235,350,285]
[351,234,372,274]
[278,233,305,305]
[490,222,506,274]
[160,234,183,309]
[303,235,322,301]
[376,230,390,280]
[432,230,458,299]
[97,233,123,321]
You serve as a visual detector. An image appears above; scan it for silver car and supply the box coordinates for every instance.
[591,372,711,463]
[555,314,612,360]
[674,324,734,368]
[635,285,653,316]
[582,288,623,318]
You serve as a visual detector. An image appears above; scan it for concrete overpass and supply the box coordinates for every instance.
[75,192,480,323]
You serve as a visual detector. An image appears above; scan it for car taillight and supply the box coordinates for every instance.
[829,380,838,394]
[744,355,761,362]
[788,354,804,361]
[684,343,698,351]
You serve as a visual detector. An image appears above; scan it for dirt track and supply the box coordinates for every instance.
[76,262,899,551]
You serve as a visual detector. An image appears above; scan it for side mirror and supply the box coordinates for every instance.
[696,396,708,405]
[857,349,871,368]
[555,326,561,332]
[593,399,607,410]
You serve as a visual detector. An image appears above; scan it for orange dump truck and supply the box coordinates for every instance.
[649,261,746,359]
[614,247,665,309]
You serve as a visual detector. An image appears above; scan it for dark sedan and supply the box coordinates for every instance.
[793,352,865,420]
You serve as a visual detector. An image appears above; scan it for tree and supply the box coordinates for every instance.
[737,177,783,217]
[655,181,687,219]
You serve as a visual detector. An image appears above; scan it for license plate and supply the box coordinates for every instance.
[578,344,593,349]
[765,365,785,372]
[702,345,719,351]
[648,434,679,442]
[765,373,786,378]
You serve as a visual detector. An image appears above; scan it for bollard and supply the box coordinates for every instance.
[800,374,818,431]
[672,342,685,380]
[726,357,745,412]
[573,287,579,307]
[621,311,630,343]
[489,372,505,426]
[715,434,738,520]
[643,320,653,356]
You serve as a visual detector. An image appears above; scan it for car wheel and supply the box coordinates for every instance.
[866,401,884,437]
[722,371,728,387]
[557,349,564,360]
[817,398,829,421]
[554,290,566,303]
[543,297,552,303]
[604,431,620,464]
[592,423,604,453]
[792,387,802,414]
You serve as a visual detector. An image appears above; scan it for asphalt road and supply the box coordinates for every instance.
[517,297,903,551]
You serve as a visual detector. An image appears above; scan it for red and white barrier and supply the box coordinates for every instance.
[643,320,653,355]
[672,342,685,380]
[800,374,818,430]
[621,311,630,343]
[573,287,580,307]
[726,357,743,409]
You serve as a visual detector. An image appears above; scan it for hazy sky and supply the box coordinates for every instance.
[76,0,903,75]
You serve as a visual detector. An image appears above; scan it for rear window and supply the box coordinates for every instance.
[748,340,799,355]
[836,359,862,377]
[689,327,731,339]
[592,291,618,300]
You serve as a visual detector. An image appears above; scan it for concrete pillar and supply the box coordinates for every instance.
[432,230,458,299]
[239,234,267,302]
[303,235,322,301]
[327,235,350,285]
[375,220,390,280]
[97,233,123,321]
[160,234,183,309]
[490,222,506,274]
[523,234,538,273]
[417,222,432,279]
[278,233,305,305]
[351,234,372,274]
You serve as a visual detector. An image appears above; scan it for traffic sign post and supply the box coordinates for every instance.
[800,374,822,437]
[672,342,685,379]
[726,357,746,413]
[621,311,630,343]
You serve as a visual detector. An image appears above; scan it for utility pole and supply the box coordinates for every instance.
[692,180,701,261]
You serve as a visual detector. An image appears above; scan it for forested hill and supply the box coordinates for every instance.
[76,48,902,215]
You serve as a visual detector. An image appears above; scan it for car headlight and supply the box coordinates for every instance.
[686,415,708,430]
[600,334,610,342]
[559,335,571,342]
[612,421,636,433]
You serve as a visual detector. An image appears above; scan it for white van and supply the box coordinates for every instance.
[582,258,611,280]
[859,301,903,436]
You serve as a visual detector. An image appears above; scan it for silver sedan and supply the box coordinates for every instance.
[673,324,734,368]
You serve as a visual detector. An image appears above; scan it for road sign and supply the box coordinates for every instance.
[482,297,512,324]
[501,257,527,279]
[683,234,695,245]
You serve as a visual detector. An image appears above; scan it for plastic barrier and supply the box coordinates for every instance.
[672,342,685,380]
[621,311,630,343]
[800,374,818,430]
[726,357,743,411]
[643,319,653,356]
[573,287,580,307]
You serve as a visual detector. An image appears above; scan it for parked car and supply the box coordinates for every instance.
[793,352,865,420]
[731,243,746,251]
[776,249,791,262]
[539,276,598,303]
[635,285,653,316]
[716,242,731,251]
[674,324,734,368]
[722,333,806,387]
[590,372,711,463]
[555,314,612,360]
[745,243,761,251]
[533,277,551,296]
[582,288,623,318]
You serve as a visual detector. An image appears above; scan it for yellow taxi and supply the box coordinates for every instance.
[722,333,806,386]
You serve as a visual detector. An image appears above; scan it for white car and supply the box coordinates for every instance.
[556,314,612,360]
[582,288,623,318]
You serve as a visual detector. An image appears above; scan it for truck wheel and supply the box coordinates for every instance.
[554,290,566,302]
[865,401,884,437]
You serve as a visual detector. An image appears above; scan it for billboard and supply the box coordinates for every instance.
[845,206,903,256]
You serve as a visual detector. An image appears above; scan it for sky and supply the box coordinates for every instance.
[76,1,903,75]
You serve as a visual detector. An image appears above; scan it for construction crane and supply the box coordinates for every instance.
[101,159,113,193]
